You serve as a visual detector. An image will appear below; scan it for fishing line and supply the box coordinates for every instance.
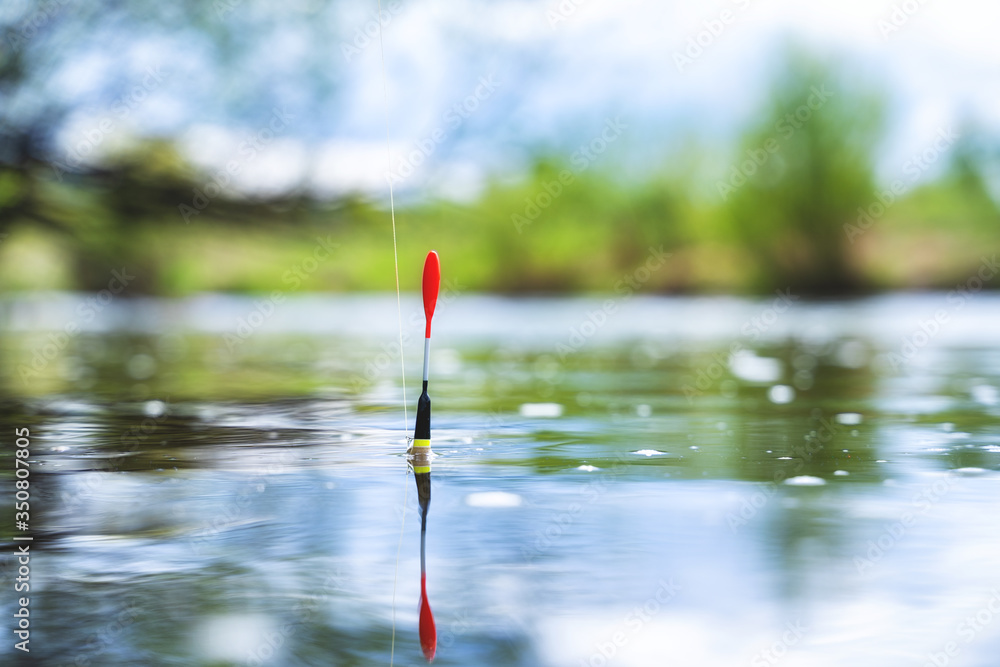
[375,1,410,664]
[375,1,408,432]
[389,462,410,667]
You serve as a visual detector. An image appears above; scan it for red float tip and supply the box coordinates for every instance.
[419,574,437,661]
[422,251,441,339]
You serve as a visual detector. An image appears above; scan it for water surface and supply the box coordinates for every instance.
[2,293,1000,666]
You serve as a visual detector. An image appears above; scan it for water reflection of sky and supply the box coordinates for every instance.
[3,294,1000,665]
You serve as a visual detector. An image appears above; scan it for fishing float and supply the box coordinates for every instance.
[412,249,440,661]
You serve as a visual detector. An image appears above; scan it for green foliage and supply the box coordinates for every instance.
[0,51,997,296]
[720,51,884,293]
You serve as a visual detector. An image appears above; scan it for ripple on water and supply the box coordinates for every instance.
[465,491,523,507]
[784,475,827,486]
[519,403,564,418]
[6,294,1000,665]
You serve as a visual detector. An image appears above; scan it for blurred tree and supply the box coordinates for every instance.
[0,5,995,296]
[721,49,884,294]
[0,0,354,289]
[930,130,1000,241]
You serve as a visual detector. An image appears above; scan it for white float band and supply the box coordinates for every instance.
[422,337,430,382]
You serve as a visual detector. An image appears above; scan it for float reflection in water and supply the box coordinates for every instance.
[412,250,440,661]
[411,444,435,661]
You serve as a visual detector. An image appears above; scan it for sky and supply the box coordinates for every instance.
[32,0,1000,201]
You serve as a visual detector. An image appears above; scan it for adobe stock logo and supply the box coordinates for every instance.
[18,268,135,384]
[844,126,958,243]
[716,85,834,201]
[512,116,627,234]
[578,579,681,667]
[386,75,500,186]
[673,0,756,73]
[878,0,930,40]
[340,1,404,62]
[555,246,670,360]
[178,107,295,223]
